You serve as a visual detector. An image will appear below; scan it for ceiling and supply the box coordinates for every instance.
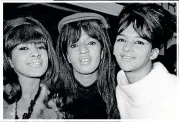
[3,2,123,43]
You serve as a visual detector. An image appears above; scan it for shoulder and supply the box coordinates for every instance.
[153,62,177,81]
[153,62,179,94]
[32,98,64,119]
[3,100,15,119]
[39,107,64,119]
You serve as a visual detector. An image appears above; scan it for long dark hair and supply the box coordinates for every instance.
[56,19,120,118]
[3,17,59,104]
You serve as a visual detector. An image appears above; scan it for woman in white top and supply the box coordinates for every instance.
[113,3,179,120]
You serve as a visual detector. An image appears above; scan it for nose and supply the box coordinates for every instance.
[122,42,134,52]
[79,44,89,54]
[30,48,41,57]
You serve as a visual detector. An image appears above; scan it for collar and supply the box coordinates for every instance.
[117,62,168,106]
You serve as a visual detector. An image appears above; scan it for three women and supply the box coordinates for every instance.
[4,3,178,120]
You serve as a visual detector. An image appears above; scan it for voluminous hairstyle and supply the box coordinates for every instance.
[117,3,176,49]
[3,17,59,104]
[56,19,120,118]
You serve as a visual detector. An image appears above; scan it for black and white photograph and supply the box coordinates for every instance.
[2,1,179,121]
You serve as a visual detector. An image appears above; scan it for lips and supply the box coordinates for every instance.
[80,57,91,64]
[27,60,42,68]
[121,55,135,61]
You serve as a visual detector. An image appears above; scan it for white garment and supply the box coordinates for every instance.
[116,62,179,120]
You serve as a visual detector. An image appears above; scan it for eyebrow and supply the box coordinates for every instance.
[117,34,142,39]
[117,34,125,36]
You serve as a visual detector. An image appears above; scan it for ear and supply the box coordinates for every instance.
[150,48,159,60]
[8,57,15,68]
[67,54,71,63]
[101,50,104,59]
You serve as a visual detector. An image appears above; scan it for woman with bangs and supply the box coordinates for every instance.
[55,13,120,119]
[3,17,62,119]
[113,3,179,119]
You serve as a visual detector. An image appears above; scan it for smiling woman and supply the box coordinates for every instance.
[3,17,62,119]
[114,3,179,119]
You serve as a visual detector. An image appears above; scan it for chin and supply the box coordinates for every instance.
[119,65,133,72]
[78,68,97,75]
[27,71,46,77]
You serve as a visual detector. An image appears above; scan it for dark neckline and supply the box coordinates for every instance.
[75,79,97,90]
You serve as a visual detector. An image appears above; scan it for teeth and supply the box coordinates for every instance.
[123,56,133,59]
[81,58,90,62]
[33,62,40,65]
[122,55,134,60]
[80,58,91,64]
[28,60,42,67]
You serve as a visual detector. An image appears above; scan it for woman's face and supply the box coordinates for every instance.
[113,24,159,74]
[67,28,103,75]
[9,42,48,79]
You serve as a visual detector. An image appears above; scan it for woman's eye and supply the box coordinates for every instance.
[19,47,28,50]
[70,43,78,48]
[88,41,96,45]
[38,46,46,50]
[135,41,144,45]
[116,39,125,42]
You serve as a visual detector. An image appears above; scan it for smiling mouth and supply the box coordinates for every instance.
[121,55,135,60]
[27,60,42,68]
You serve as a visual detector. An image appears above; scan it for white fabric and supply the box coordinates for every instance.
[116,62,179,120]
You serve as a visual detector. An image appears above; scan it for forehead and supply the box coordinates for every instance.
[18,42,45,45]
[80,28,89,38]
[13,41,45,49]
[68,28,90,44]
[119,24,139,38]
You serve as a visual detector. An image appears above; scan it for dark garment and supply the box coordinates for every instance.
[64,81,108,119]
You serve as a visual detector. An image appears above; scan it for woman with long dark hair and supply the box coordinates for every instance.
[3,17,62,119]
[55,13,120,119]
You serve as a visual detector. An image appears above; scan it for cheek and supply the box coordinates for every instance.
[44,55,49,65]
[113,43,122,54]
[67,51,78,64]
[41,50,48,57]
[11,58,26,71]
[11,54,24,65]
[44,51,48,59]
[91,47,101,58]
[136,47,151,59]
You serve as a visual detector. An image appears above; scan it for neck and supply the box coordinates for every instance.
[125,62,152,84]
[73,70,98,87]
[18,75,40,100]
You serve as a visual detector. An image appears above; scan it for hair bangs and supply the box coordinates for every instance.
[5,24,47,53]
[68,28,81,46]
[133,20,152,43]
[118,13,152,43]
[81,20,103,47]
